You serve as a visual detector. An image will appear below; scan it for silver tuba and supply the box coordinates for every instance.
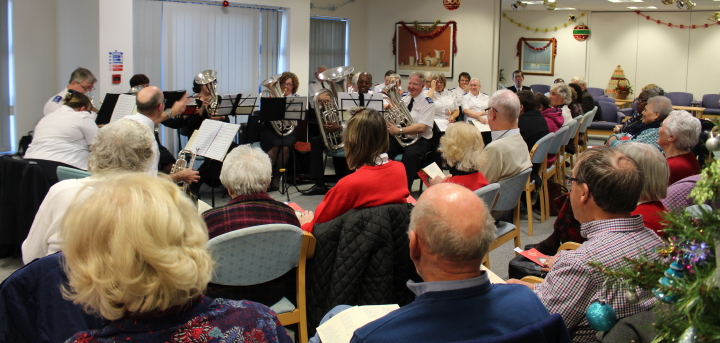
[382,83,419,147]
[260,75,296,136]
[170,148,199,194]
[194,70,219,117]
[313,66,354,152]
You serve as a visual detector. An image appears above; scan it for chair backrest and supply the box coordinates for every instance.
[564,118,581,143]
[473,183,500,210]
[494,168,532,212]
[594,96,614,103]
[597,101,619,122]
[547,126,569,154]
[530,132,555,164]
[666,92,693,107]
[529,84,550,94]
[578,107,597,133]
[586,87,605,97]
[207,224,304,286]
[701,94,720,109]
[56,166,91,181]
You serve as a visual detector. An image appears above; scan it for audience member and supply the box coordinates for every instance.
[506,70,531,93]
[429,122,489,190]
[547,83,573,127]
[517,90,550,151]
[658,110,701,185]
[508,147,663,342]
[608,96,673,151]
[613,87,665,134]
[662,174,702,211]
[567,83,586,118]
[535,92,551,112]
[570,76,595,113]
[62,173,292,343]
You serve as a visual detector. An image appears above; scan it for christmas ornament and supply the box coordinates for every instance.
[605,65,627,97]
[625,289,639,304]
[705,134,720,151]
[653,262,685,303]
[573,23,590,41]
[586,301,617,331]
[222,1,229,7]
[678,326,697,343]
[443,0,461,10]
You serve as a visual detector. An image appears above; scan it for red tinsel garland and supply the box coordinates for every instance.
[392,21,458,55]
[516,38,557,57]
[635,11,720,29]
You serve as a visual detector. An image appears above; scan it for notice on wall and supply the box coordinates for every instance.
[109,50,123,71]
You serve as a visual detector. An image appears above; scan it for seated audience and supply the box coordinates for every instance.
[429,122,489,190]
[570,76,595,113]
[517,90,550,151]
[62,173,292,342]
[662,174,702,211]
[546,83,573,128]
[478,90,532,184]
[299,108,409,233]
[613,87,665,134]
[202,144,300,239]
[658,110,701,185]
[617,143,669,235]
[567,83,586,118]
[608,96,673,151]
[508,147,663,341]
[22,119,153,264]
[535,92,551,112]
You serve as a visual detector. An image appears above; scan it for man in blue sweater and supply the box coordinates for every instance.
[349,183,551,342]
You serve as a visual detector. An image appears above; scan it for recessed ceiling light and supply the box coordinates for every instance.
[520,1,543,4]
[608,0,643,2]
[628,6,657,9]
[555,7,577,10]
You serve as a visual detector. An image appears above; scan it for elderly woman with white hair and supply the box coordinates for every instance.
[658,110,702,185]
[62,173,292,342]
[429,122,489,191]
[545,82,574,127]
[616,143,669,236]
[22,119,154,264]
[607,96,674,151]
[461,78,490,124]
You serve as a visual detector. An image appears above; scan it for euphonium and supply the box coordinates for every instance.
[260,75,296,136]
[382,83,419,147]
[312,66,354,152]
[194,70,219,117]
[170,148,199,194]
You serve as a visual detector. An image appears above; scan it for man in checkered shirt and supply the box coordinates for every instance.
[508,147,663,342]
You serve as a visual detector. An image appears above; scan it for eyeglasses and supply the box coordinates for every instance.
[635,97,648,103]
[74,81,95,92]
[484,107,496,113]
[565,175,583,188]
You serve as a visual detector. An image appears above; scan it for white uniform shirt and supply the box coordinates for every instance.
[431,89,458,120]
[450,87,467,101]
[402,91,435,140]
[124,114,159,175]
[24,105,98,170]
[462,92,490,123]
[43,88,70,116]
[373,83,387,94]
[309,80,328,107]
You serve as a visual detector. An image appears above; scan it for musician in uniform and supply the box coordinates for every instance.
[372,69,395,94]
[308,65,328,106]
[462,78,490,124]
[426,72,459,123]
[423,71,433,91]
[387,71,436,192]
[259,71,300,191]
[44,67,97,116]
[450,72,471,99]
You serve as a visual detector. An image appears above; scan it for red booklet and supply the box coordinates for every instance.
[417,170,431,187]
[514,247,549,266]
[406,195,417,204]
[286,202,304,214]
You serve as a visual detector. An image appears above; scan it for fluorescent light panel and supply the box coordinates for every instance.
[555,7,577,10]
[608,0,643,2]
[627,6,657,9]
[520,1,543,4]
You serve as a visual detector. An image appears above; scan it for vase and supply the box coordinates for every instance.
[616,91,629,100]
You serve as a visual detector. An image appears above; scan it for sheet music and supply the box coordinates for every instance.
[317,305,399,343]
[189,120,240,162]
[110,94,137,123]
[338,92,384,112]
[236,95,258,115]
[285,97,306,120]
[470,119,491,132]
[434,118,450,132]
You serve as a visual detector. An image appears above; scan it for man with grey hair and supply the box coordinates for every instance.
[309,65,328,105]
[508,147,663,342]
[423,71,433,90]
[346,183,551,342]
[478,90,532,183]
[570,76,595,113]
[22,119,155,264]
[44,67,98,115]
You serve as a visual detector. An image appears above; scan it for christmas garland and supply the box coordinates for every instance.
[413,20,441,32]
[635,11,720,29]
[310,0,356,12]
[503,12,587,32]
[516,38,557,57]
[392,21,458,56]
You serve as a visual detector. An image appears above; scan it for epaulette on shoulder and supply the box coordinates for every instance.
[52,95,63,103]
[401,91,409,96]
[425,97,434,104]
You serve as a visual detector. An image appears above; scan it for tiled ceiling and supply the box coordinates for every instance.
[502,0,720,11]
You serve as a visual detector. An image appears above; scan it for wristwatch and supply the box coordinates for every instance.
[399,127,403,135]
[164,108,174,118]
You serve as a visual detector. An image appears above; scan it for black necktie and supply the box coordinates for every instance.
[359,93,365,107]
[321,81,326,89]
[407,98,414,111]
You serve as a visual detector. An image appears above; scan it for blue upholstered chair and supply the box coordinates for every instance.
[589,101,622,133]
[577,107,598,153]
[559,118,581,179]
[474,182,500,210]
[523,132,555,236]
[698,94,720,116]
[529,84,550,94]
[207,224,316,343]
[586,87,605,97]
[666,92,694,107]
[543,126,569,221]
[484,168,532,267]
[594,96,615,103]
[56,166,91,181]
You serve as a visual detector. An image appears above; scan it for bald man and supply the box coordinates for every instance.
[125,86,199,185]
[347,184,552,342]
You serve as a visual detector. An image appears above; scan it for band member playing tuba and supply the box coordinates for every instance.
[259,71,300,192]
[386,71,437,193]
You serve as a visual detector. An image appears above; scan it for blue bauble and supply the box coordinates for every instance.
[586,301,617,332]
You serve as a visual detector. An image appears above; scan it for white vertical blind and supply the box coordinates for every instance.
[0,0,11,152]
[133,0,162,88]
[309,17,347,81]
[261,9,281,86]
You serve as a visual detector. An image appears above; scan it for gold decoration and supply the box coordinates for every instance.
[412,20,441,32]
[503,12,587,32]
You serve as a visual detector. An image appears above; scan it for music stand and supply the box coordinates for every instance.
[95,93,122,125]
[259,97,307,201]
[233,94,257,144]
[338,92,384,119]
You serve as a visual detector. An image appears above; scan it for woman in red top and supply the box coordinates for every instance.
[617,143,669,236]
[299,108,410,232]
[429,122,489,191]
[657,110,701,185]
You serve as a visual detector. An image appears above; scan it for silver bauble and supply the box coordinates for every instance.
[706,136,720,151]
[625,289,639,304]
[678,326,697,343]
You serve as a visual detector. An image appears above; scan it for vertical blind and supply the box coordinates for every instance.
[309,17,347,81]
[0,0,11,152]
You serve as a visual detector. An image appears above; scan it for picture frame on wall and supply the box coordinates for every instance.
[519,38,555,76]
[395,22,454,78]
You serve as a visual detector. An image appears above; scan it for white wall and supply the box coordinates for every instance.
[97,0,134,98]
[56,0,99,92]
[366,0,501,93]
[310,0,368,78]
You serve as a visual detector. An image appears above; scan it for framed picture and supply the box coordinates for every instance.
[518,38,556,76]
[395,22,454,78]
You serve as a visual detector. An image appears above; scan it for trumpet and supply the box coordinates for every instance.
[260,75,296,136]
[170,148,199,194]
[382,83,419,147]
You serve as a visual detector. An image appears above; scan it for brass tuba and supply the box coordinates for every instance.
[194,70,219,117]
[313,66,354,152]
[382,83,419,147]
[170,148,199,194]
[260,75,296,136]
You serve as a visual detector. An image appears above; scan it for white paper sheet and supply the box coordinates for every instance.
[422,162,445,180]
[110,94,137,123]
[317,305,399,343]
[470,119,491,132]
[434,118,450,132]
[188,120,240,162]
[481,265,506,284]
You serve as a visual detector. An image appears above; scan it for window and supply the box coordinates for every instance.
[1,0,12,153]
[309,17,348,80]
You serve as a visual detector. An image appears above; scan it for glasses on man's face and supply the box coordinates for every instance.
[76,81,95,92]
[636,97,648,103]
[565,175,583,188]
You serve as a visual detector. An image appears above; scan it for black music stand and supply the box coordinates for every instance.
[234,94,258,144]
[259,97,306,201]
[95,93,122,125]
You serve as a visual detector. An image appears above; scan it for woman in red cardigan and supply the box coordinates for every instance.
[429,122,489,191]
[657,110,701,185]
[299,108,410,232]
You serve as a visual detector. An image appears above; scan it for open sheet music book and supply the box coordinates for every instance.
[316,305,399,343]
[417,162,445,187]
[470,119,491,132]
[110,94,138,123]
[186,120,240,162]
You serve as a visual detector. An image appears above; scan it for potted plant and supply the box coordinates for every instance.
[615,80,633,100]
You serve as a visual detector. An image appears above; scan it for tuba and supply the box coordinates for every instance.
[260,75,296,136]
[170,148,199,194]
[313,66,354,152]
[194,70,219,117]
[382,83,419,147]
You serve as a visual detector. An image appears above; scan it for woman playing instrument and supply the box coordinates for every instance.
[259,71,300,191]
[297,108,410,233]
[429,122,489,191]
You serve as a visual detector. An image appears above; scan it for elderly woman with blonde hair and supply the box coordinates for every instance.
[658,110,701,185]
[429,122,489,191]
[63,173,292,342]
